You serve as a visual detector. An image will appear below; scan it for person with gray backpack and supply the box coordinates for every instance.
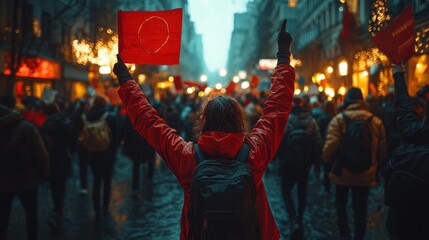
[323,88,386,240]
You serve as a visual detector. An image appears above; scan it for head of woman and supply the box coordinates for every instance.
[198,95,246,136]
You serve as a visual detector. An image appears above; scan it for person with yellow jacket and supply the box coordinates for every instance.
[323,87,386,240]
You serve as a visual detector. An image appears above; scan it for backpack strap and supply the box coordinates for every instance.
[194,143,250,164]
[341,112,351,125]
[194,144,209,164]
[100,112,109,120]
[235,143,250,163]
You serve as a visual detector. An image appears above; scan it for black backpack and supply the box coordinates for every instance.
[385,144,429,208]
[280,128,314,172]
[188,143,261,240]
[334,113,374,174]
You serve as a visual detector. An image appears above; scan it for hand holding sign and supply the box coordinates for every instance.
[118,9,183,65]
[113,54,133,85]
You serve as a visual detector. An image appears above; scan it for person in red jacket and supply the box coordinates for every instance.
[113,20,294,240]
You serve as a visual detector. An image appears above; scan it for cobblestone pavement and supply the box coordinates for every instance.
[7,151,389,240]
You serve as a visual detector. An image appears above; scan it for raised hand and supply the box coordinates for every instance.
[277,19,293,65]
[113,54,133,85]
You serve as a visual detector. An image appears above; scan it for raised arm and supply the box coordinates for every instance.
[392,65,429,143]
[114,55,194,179]
[245,20,295,177]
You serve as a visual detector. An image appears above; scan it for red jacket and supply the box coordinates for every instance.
[118,64,294,240]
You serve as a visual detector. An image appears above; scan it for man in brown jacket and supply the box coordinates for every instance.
[323,88,386,240]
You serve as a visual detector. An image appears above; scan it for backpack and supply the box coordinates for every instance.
[334,113,374,174]
[384,144,429,208]
[188,143,261,240]
[79,112,111,152]
[280,128,314,172]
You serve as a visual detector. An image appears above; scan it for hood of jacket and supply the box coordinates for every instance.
[197,131,244,159]
[0,105,22,129]
[345,102,370,112]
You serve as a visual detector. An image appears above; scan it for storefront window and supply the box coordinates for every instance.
[408,54,429,96]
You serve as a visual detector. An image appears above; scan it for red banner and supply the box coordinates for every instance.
[372,6,415,64]
[118,9,182,65]
[225,81,236,95]
[173,75,183,91]
[183,80,207,90]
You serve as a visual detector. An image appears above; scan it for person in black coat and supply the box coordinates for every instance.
[80,96,120,220]
[0,95,49,240]
[40,103,72,231]
[386,64,429,239]
[122,115,156,196]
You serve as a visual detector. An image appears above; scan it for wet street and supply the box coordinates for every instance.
[8,150,389,240]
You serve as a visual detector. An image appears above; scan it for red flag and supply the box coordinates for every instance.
[225,81,236,95]
[173,75,183,91]
[118,9,182,65]
[339,4,355,41]
[183,80,207,90]
[372,6,415,64]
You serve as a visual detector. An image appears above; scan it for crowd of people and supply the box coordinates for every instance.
[1,21,429,240]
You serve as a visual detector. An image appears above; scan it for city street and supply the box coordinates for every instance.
[7,150,389,240]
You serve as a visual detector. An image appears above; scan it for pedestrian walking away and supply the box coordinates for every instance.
[0,95,50,240]
[323,87,386,240]
[113,19,295,240]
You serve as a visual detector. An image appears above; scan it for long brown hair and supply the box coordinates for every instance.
[197,95,246,136]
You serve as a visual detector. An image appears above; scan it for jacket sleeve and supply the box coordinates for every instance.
[323,114,342,163]
[28,124,49,178]
[118,81,194,180]
[245,64,294,180]
[394,72,429,143]
[375,117,387,164]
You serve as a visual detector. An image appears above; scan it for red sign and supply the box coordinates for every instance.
[372,6,415,64]
[118,9,182,65]
[3,53,61,80]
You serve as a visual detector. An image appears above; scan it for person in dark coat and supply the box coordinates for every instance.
[0,95,49,240]
[278,96,322,236]
[40,103,72,231]
[317,100,338,193]
[386,64,429,240]
[122,115,156,196]
[80,96,120,220]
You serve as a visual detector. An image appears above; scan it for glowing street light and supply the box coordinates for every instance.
[233,76,240,83]
[238,71,247,79]
[339,60,348,76]
[99,65,111,74]
[241,81,250,90]
[215,83,222,90]
[327,66,333,74]
[200,74,208,82]
[219,69,227,77]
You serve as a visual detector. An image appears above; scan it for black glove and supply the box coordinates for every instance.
[276,19,293,65]
[113,54,133,85]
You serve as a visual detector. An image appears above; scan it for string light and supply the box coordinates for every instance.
[415,27,429,54]
[72,35,119,72]
[368,0,391,36]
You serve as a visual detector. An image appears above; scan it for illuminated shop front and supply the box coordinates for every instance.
[408,26,429,96]
[2,51,61,102]
[352,48,391,97]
